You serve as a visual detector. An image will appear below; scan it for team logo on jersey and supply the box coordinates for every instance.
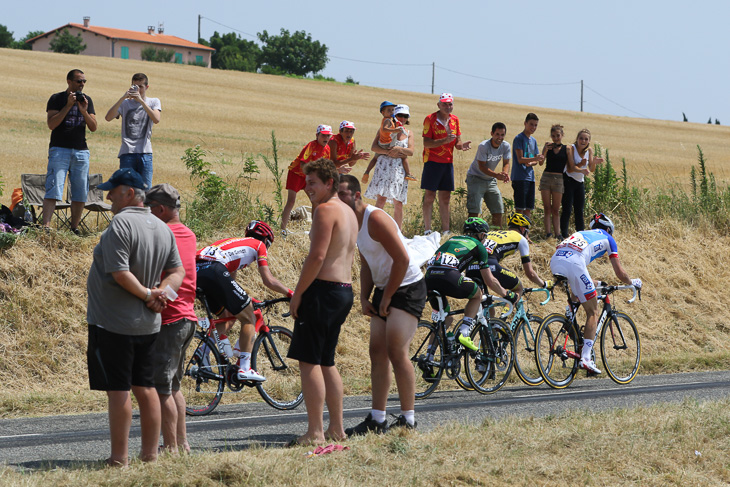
[556,250,573,258]
[580,274,591,289]
[453,246,467,253]
[593,243,604,252]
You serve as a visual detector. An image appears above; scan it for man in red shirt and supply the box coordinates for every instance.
[196,222,293,382]
[421,93,472,234]
[281,124,333,234]
[328,120,370,174]
[146,184,196,454]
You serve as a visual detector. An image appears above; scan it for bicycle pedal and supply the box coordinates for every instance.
[586,369,599,377]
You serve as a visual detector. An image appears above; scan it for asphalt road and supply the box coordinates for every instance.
[1,370,729,469]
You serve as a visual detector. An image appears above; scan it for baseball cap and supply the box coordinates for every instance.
[439,93,454,103]
[393,104,410,117]
[97,167,149,191]
[145,183,181,208]
[317,124,333,135]
[379,100,397,111]
[339,120,356,130]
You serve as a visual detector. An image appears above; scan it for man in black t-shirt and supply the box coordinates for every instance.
[42,69,97,234]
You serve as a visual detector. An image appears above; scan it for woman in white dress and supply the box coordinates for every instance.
[364,104,414,228]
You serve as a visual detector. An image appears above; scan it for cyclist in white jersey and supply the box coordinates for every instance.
[549,213,642,374]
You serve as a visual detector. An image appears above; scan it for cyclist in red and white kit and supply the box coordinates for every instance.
[196,221,293,382]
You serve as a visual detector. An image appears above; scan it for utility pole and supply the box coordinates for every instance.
[431,62,436,95]
[198,14,201,43]
[580,79,584,112]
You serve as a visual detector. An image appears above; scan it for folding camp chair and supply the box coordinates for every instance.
[20,174,72,229]
[77,173,112,232]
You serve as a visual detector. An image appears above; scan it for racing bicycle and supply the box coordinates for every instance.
[535,277,641,389]
[181,290,303,415]
[506,287,551,386]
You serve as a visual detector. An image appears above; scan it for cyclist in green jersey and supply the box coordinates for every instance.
[469,213,553,307]
[425,217,518,351]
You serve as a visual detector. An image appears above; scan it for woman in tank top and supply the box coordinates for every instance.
[560,128,603,238]
[539,124,568,238]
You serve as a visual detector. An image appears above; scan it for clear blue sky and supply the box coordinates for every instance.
[5,0,727,123]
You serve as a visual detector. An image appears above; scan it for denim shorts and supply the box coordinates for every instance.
[119,153,153,189]
[45,147,89,202]
[466,175,504,214]
[511,180,535,211]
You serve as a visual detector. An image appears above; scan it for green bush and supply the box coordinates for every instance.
[141,46,175,63]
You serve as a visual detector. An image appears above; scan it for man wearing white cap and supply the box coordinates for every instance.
[421,93,471,235]
[328,121,370,174]
[281,124,332,234]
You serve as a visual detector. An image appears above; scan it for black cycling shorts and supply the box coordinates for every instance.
[287,279,353,366]
[486,259,520,291]
[196,261,251,315]
[425,267,479,310]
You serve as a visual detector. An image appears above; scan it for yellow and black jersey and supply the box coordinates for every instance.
[483,230,531,264]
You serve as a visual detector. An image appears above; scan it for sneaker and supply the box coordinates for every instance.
[579,358,601,375]
[237,368,266,382]
[404,174,418,181]
[442,230,452,237]
[70,228,81,236]
[389,415,417,430]
[345,413,389,436]
[457,333,478,351]
[423,229,432,236]
[281,229,289,237]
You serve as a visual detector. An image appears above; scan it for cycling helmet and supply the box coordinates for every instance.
[245,220,275,248]
[463,217,490,235]
[507,212,532,229]
[589,213,614,235]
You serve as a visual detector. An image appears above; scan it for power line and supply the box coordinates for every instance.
[436,65,581,87]
[584,84,650,119]
[199,16,257,39]
[329,55,431,67]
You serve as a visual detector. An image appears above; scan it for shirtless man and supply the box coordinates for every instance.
[288,158,358,446]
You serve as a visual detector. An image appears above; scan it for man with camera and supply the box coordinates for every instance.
[42,68,97,234]
[105,73,162,189]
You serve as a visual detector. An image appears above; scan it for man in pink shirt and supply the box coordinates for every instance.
[146,184,197,453]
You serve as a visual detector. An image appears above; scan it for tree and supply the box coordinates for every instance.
[207,32,260,72]
[49,28,86,54]
[0,24,14,48]
[16,30,44,50]
[715,119,721,125]
[682,112,688,122]
[257,28,328,76]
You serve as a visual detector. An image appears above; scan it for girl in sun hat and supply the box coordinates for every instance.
[280,124,332,234]
[328,120,370,174]
[362,104,414,228]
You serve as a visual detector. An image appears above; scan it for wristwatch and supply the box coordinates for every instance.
[144,288,151,302]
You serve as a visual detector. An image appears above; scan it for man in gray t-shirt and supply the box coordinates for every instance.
[466,122,511,227]
[86,167,183,467]
[104,73,162,190]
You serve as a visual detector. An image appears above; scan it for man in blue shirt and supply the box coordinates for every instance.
[511,113,544,219]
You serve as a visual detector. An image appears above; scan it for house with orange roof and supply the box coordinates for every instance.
[27,17,215,67]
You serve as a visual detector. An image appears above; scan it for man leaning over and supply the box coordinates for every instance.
[86,168,184,466]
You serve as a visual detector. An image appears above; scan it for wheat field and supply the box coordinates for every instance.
[1,47,730,417]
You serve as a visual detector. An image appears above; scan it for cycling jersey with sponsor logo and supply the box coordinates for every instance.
[554,229,618,265]
[196,237,268,273]
[426,235,489,272]
[482,229,531,264]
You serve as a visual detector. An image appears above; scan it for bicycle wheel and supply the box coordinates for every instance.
[536,314,579,389]
[252,326,303,410]
[464,319,514,394]
[182,333,225,416]
[600,312,641,385]
[410,321,444,399]
[513,315,545,386]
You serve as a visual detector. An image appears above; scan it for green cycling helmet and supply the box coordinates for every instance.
[463,217,490,235]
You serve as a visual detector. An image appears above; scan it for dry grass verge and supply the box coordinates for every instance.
[2,398,728,486]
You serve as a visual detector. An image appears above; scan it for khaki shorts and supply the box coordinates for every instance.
[153,318,196,394]
[466,174,504,215]
[538,172,564,193]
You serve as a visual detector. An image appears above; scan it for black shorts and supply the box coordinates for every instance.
[196,261,251,315]
[371,278,427,320]
[287,279,353,366]
[512,180,535,211]
[425,267,479,310]
[487,260,520,291]
[87,325,158,391]
[421,161,454,192]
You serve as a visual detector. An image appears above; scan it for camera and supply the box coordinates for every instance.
[74,92,85,102]
[129,85,138,92]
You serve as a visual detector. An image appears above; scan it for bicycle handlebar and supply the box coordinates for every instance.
[482,294,514,317]
[524,287,551,306]
[595,283,640,303]
[253,296,292,318]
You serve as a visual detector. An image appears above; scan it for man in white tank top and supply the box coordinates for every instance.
[338,175,428,434]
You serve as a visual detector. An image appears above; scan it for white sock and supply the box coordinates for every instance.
[219,337,233,360]
[459,317,474,337]
[371,409,386,423]
[582,339,594,362]
[233,339,241,357]
[400,410,415,425]
[240,352,251,371]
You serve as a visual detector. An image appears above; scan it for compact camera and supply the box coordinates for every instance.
[74,92,85,102]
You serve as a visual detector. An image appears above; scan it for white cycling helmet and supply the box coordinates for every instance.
[589,213,615,235]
